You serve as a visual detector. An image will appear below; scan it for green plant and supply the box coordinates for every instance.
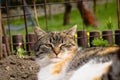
[16,47,27,58]
[106,17,113,29]
[92,38,109,47]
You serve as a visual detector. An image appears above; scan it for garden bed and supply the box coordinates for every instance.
[0,55,39,80]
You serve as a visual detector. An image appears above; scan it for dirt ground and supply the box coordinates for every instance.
[0,55,39,80]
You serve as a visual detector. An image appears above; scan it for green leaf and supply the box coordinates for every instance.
[92,38,109,47]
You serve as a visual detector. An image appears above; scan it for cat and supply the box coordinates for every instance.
[34,25,120,80]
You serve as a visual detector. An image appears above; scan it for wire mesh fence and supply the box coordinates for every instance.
[0,0,120,59]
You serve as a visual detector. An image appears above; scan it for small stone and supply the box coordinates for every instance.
[5,66,11,71]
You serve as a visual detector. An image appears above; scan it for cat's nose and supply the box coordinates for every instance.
[54,47,60,55]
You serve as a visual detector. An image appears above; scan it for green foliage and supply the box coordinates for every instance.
[92,38,109,47]
[4,0,117,34]
[106,17,113,29]
[17,47,27,58]
[96,1,117,31]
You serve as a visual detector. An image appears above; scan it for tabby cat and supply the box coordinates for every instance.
[34,25,120,80]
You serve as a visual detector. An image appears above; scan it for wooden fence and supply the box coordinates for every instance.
[1,29,120,59]
[1,0,120,60]
[77,30,120,47]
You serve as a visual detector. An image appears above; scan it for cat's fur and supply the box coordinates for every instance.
[34,25,120,80]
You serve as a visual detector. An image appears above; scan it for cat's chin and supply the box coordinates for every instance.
[51,58,62,63]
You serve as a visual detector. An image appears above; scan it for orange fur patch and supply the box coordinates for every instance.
[93,77,101,80]
[51,47,76,75]
[97,47,119,55]
[103,64,111,74]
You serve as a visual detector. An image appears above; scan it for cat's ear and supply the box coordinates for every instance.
[34,27,46,39]
[65,25,77,36]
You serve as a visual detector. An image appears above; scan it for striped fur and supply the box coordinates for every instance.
[34,26,120,80]
[67,47,120,80]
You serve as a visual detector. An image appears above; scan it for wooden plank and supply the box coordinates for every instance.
[90,31,100,47]
[2,44,7,58]
[0,1,2,59]
[115,30,120,45]
[77,30,88,47]
[102,30,113,46]
[117,0,120,29]
[2,24,11,56]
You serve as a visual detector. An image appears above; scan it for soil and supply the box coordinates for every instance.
[0,55,39,80]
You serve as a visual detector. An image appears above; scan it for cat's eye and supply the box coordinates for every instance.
[40,44,51,49]
[64,44,72,48]
[60,44,72,49]
[45,44,51,47]
[40,44,52,53]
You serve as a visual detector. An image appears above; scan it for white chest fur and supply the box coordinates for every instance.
[37,63,66,80]
[69,60,112,80]
[37,60,112,80]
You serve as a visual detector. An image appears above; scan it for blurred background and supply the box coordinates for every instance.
[1,0,118,34]
[0,0,120,56]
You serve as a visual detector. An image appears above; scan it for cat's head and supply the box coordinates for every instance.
[34,25,78,67]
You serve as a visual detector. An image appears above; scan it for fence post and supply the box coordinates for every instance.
[115,29,120,46]
[2,44,7,58]
[0,2,2,59]
[12,34,24,52]
[77,30,88,47]
[102,30,113,46]
[26,33,36,53]
[2,35,9,58]
[89,31,100,47]
[2,24,11,56]
[117,0,120,29]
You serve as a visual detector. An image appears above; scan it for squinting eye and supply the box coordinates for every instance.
[45,44,52,48]
[46,44,50,47]
[61,44,72,49]
[65,44,72,48]
[40,44,51,49]
[40,44,52,52]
